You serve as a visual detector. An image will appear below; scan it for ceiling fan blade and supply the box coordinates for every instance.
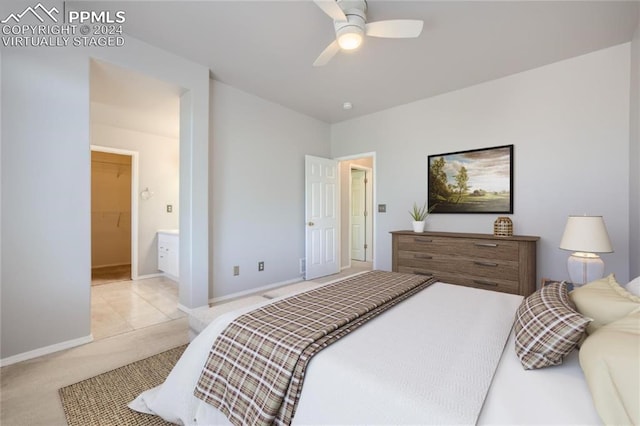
[365,19,424,38]
[313,40,340,67]
[313,0,347,22]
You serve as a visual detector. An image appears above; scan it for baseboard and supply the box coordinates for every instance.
[0,334,94,367]
[136,273,165,280]
[209,277,304,305]
[177,303,199,314]
[91,263,131,270]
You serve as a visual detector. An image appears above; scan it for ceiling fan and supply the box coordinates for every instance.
[313,0,423,67]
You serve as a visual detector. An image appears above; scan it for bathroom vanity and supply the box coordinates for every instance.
[157,230,179,279]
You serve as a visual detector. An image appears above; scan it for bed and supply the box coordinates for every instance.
[130,271,639,425]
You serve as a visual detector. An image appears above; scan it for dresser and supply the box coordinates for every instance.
[391,231,539,296]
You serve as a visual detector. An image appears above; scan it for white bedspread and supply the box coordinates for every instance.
[479,332,601,425]
[130,282,522,425]
[290,283,521,425]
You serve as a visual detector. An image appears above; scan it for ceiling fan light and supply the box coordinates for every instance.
[337,31,362,50]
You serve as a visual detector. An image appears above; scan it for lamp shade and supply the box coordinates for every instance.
[559,215,613,253]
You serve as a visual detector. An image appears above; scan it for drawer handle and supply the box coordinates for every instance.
[414,254,432,259]
[475,261,498,267]
[413,238,433,243]
[474,280,498,287]
[474,243,498,247]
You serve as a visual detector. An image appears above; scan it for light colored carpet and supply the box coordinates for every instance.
[59,344,187,426]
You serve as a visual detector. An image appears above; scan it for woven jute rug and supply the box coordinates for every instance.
[59,344,187,426]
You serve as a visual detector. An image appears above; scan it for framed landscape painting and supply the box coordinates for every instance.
[428,145,513,214]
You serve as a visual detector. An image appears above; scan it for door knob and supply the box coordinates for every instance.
[308,222,315,226]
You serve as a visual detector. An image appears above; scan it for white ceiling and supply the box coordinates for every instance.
[85,1,638,124]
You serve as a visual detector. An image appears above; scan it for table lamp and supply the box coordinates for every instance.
[559,215,613,286]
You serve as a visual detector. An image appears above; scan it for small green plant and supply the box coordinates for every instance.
[409,202,436,221]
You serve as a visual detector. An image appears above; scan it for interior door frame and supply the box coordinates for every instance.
[90,145,139,280]
[349,164,373,263]
[337,152,377,269]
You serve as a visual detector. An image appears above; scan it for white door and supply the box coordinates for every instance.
[305,155,339,280]
[350,169,366,261]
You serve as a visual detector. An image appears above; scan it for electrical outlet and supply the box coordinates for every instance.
[258,261,264,271]
[233,265,239,276]
[166,204,173,213]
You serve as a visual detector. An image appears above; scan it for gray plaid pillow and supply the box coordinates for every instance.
[514,282,591,370]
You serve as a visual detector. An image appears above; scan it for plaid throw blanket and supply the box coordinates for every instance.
[194,270,436,426]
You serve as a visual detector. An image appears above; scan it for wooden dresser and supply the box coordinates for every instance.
[391,231,539,296]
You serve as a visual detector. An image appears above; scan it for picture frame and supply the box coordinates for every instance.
[428,144,513,214]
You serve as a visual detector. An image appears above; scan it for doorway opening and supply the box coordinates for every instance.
[90,147,139,285]
[349,166,372,263]
[303,154,375,281]
[339,154,375,272]
[89,59,184,340]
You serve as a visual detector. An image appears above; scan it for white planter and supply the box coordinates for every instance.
[412,221,425,233]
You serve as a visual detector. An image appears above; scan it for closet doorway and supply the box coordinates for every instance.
[339,155,375,271]
[91,147,139,285]
[350,168,367,261]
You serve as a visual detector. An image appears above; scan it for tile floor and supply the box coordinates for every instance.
[91,276,186,340]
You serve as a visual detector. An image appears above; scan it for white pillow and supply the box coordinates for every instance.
[579,312,640,425]
[625,276,640,296]
[570,274,640,335]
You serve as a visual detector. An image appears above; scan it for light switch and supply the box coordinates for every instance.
[378,204,387,213]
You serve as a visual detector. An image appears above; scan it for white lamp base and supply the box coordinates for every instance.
[567,252,604,286]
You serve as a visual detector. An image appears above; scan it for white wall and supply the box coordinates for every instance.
[0,35,209,361]
[2,49,92,360]
[630,13,640,280]
[331,44,632,285]
[91,109,180,276]
[210,81,330,298]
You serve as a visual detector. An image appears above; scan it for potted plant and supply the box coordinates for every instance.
[409,202,436,232]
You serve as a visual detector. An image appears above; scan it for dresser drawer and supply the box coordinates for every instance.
[396,266,519,294]
[396,251,519,281]
[445,272,520,294]
[396,235,518,261]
